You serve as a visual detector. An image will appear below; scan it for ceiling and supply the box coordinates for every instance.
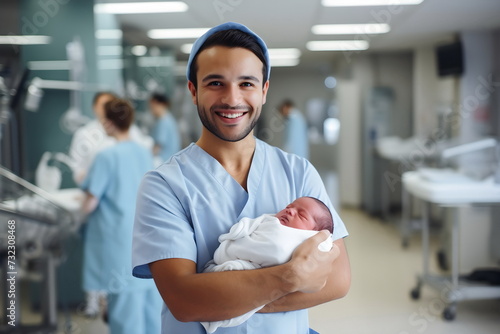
[107,0,500,70]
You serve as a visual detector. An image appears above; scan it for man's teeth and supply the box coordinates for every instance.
[219,112,244,119]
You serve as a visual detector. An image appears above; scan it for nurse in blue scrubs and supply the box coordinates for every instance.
[149,92,181,162]
[81,98,161,334]
[133,22,351,334]
[279,99,309,159]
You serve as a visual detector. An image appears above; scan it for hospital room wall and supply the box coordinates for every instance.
[456,30,500,267]
[261,52,414,208]
[492,31,500,261]
[262,67,338,172]
[350,52,413,210]
[20,0,98,185]
[412,46,457,140]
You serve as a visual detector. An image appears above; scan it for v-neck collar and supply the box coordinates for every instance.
[190,139,265,216]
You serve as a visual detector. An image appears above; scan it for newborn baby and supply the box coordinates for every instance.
[202,197,334,333]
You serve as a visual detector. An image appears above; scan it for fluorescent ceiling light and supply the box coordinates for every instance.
[306,40,369,51]
[98,59,124,70]
[181,43,193,54]
[322,0,423,6]
[138,56,175,67]
[27,60,71,70]
[94,1,188,14]
[0,35,51,45]
[148,28,209,39]
[131,45,148,56]
[95,29,123,40]
[271,58,300,67]
[97,45,123,56]
[268,48,301,60]
[312,24,390,35]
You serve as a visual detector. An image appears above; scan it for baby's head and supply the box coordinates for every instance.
[275,197,333,233]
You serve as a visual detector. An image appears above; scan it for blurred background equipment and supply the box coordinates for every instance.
[0,166,85,333]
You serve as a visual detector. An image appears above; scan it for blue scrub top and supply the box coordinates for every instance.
[82,141,154,293]
[284,109,309,159]
[132,139,348,334]
[152,112,181,162]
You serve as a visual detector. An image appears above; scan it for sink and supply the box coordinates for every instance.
[403,169,500,204]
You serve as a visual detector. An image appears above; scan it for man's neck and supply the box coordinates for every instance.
[196,130,256,190]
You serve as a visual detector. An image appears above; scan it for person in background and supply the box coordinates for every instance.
[69,91,154,186]
[279,99,309,159]
[149,92,181,163]
[81,98,162,334]
[69,91,154,317]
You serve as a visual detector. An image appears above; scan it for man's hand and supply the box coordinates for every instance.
[285,230,340,293]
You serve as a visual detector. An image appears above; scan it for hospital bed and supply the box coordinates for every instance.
[403,168,500,320]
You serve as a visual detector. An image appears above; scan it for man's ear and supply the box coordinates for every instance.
[187,81,197,105]
[262,80,270,105]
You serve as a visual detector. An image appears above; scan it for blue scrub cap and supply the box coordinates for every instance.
[186,22,270,82]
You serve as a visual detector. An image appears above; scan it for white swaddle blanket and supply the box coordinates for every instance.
[202,214,333,333]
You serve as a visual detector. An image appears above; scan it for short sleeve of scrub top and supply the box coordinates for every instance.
[81,151,111,199]
[132,165,197,279]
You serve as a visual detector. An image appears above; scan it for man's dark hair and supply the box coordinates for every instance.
[150,92,170,106]
[188,29,268,88]
[92,91,117,106]
[104,98,134,131]
[307,197,334,233]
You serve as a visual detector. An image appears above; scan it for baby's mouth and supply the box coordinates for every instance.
[278,216,288,225]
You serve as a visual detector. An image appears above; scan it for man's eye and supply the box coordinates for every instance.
[208,81,222,86]
[241,82,253,87]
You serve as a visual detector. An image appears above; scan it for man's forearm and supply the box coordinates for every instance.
[150,259,298,322]
[259,238,351,313]
[149,231,341,322]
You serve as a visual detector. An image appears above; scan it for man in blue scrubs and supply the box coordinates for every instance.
[133,22,351,334]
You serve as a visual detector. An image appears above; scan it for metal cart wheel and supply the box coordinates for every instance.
[442,304,456,321]
[410,287,420,300]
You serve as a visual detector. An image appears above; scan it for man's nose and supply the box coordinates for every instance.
[221,84,242,106]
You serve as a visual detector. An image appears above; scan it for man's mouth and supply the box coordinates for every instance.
[217,112,246,119]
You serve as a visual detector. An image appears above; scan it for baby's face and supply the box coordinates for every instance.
[275,197,319,231]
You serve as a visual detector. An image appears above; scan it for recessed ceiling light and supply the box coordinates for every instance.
[131,45,148,56]
[97,45,123,56]
[181,43,193,54]
[268,48,302,59]
[148,28,209,39]
[312,24,390,35]
[98,59,124,70]
[0,35,51,45]
[94,2,188,14]
[27,60,71,70]
[270,58,300,67]
[95,29,123,40]
[306,40,369,51]
[322,0,423,6]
